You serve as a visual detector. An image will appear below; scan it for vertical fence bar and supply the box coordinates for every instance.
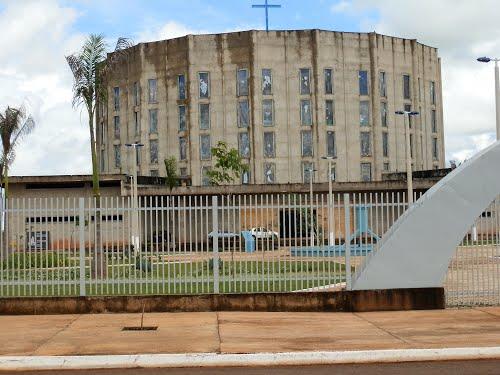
[212,196,219,294]
[344,193,352,290]
[78,198,86,297]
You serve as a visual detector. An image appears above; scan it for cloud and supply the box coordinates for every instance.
[135,21,206,43]
[330,1,351,14]
[352,0,500,163]
[0,0,89,176]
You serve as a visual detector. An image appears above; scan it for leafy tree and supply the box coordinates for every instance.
[0,106,35,198]
[164,156,179,192]
[207,141,249,185]
[66,34,132,198]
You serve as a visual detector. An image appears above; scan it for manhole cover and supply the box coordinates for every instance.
[122,326,158,331]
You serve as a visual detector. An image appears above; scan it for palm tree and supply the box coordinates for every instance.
[66,34,132,278]
[66,34,132,197]
[0,105,35,198]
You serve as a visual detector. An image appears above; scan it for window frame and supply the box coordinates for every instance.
[379,71,387,98]
[149,139,159,164]
[198,72,210,99]
[149,109,158,134]
[300,68,311,95]
[179,136,187,161]
[403,74,411,100]
[301,130,313,157]
[381,101,388,127]
[325,99,335,126]
[199,103,210,130]
[237,69,249,96]
[382,131,389,158]
[134,111,140,136]
[133,82,140,106]
[360,131,371,157]
[113,87,120,111]
[302,161,314,183]
[148,78,158,103]
[360,162,372,182]
[359,70,368,96]
[238,132,251,158]
[262,99,274,126]
[324,68,333,95]
[113,115,120,139]
[113,145,121,168]
[199,134,211,161]
[262,68,273,95]
[178,105,186,131]
[326,130,336,158]
[300,99,312,126]
[430,81,436,105]
[263,162,276,184]
[431,109,437,133]
[238,99,250,128]
[178,74,186,100]
[263,131,275,158]
[360,100,370,127]
[432,137,439,160]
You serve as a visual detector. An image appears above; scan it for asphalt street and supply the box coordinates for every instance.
[7,360,500,375]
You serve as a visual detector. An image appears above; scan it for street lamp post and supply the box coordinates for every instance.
[321,156,335,246]
[125,143,143,254]
[395,111,419,206]
[477,57,500,140]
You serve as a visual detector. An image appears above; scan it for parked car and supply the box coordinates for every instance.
[249,227,279,240]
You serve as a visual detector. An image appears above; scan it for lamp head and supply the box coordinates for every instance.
[477,57,491,63]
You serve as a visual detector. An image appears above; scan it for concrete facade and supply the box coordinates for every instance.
[97,30,445,186]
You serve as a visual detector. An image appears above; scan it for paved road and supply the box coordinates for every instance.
[9,360,500,375]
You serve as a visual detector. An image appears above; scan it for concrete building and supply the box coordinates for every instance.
[97,30,445,186]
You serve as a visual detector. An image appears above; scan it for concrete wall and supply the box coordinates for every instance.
[98,30,445,186]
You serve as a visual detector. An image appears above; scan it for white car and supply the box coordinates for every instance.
[250,227,279,240]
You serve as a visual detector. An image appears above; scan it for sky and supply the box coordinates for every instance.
[0,0,499,176]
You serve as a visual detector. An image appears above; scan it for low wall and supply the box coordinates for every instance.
[0,288,444,314]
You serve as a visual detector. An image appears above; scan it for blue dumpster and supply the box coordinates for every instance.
[241,231,256,253]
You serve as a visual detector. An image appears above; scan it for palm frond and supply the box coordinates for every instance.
[0,105,36,169]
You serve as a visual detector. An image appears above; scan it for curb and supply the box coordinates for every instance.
[1,347,500,371]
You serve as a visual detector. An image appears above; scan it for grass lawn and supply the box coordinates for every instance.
[0,256,348,297]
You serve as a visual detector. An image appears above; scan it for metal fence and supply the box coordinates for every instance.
[445,198,500,307]
[0,193,407,297]
[0,192,498,306]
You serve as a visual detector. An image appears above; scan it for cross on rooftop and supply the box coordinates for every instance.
[252,0,282,32]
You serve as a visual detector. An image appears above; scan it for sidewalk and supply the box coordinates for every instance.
[1,307,499,356]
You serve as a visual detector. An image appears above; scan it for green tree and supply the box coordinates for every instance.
[66,34,132,198]
[163,157,179,250]
[0,106,35,198]
[207,141,249,185]
[164,156,179,192]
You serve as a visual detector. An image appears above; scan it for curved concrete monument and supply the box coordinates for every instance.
[353,140,500,290]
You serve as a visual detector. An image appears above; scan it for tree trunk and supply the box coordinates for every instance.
[88,112,105,279]
[1,164,8,259]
